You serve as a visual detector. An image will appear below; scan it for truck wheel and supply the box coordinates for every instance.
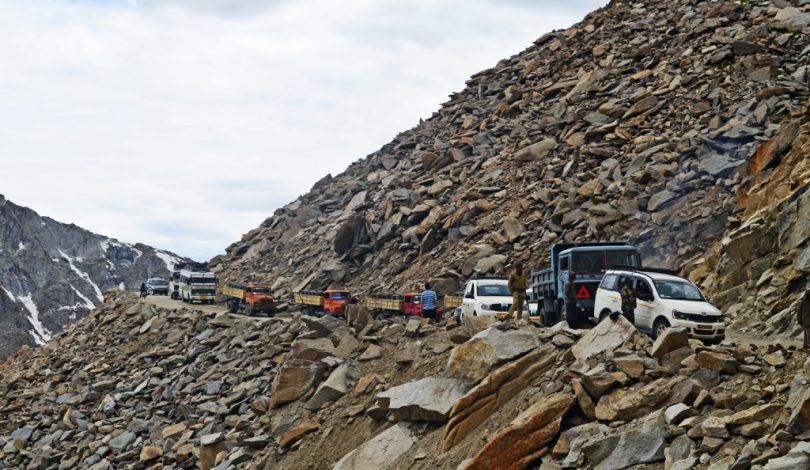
[228,301,237,314]
[245,305,254,316]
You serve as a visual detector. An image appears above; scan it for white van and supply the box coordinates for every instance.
[594,268,725,342]
[460,277,514,318]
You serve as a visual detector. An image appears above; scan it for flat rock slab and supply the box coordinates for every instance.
[583,412,668,470]
[377,377,471,422]
[332,424,416,470]
[572,316,636,361]
[446,327,540,382]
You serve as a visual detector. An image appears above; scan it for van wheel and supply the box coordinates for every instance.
[599,309,611,323]
[653,318,670,340]
[472,311,477,317]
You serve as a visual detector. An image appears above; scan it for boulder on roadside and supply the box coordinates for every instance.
[462,393,574,470]
[446,327,540,382]
[571,315,637,361]
[376,377,471,422]
[333,424,416,470]
[583,412,668,470]
[305,362,363,410]
[595,376,687,422]
[270,359,329,408]
[290,338,337,361]
[651,327,689,359]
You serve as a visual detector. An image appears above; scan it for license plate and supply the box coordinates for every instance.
[697,325,712,330]
[200,296,209,299]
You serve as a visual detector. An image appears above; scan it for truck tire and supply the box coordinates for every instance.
[245,305,254,316]
[228,300,238,314]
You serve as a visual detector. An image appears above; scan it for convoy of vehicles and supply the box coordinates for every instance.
[595,267,725,342]
[294,289,353,317]
[179,268,217,304]
[222,283,276,316]
[146,277,169,296]
[136,240,725,344]
[460,276,514,319]
[531,242,642,326]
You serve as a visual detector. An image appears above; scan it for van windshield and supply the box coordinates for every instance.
[478,284,510,297]
[654,281,705,301]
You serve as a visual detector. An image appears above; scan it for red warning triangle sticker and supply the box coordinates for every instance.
[576,286,591,299]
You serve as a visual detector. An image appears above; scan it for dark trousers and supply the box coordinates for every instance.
[623,308,635,325]
[423,309,437,321]
[804,327,810,349]
[566,303,578,328]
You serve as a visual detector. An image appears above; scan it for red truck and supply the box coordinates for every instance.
[363,292,443,320]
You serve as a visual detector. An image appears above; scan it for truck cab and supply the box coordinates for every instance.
[322,290,352,317]
[532,243,641,326]
[402,293,423,316]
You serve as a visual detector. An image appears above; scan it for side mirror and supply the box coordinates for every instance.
[639,294,654,302]
[465,293,473,299]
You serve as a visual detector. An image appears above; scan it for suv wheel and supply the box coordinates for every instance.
[653,318,670,339]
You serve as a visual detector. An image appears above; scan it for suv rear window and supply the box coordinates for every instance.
[600,274,619,291]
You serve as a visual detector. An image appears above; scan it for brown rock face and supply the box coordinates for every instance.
[443,345,558,451]
[463,393,574,470]
[270,359,328,408]
[279,421,319,448]
[595,376,687,422]
[695,351,738,374]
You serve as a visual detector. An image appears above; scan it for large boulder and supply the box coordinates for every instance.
[305,362,363,410]
[583,412,668,470]
[376,377,472,422]
[446,327,540,382]
[332,424,416,470]
[650,327,689,359]
[290,338,337,361]
[695,351,738,374]
[443,345,558,451]
[462,393,574,470]
[571,316,637,361]
[595,376,687,422]
[270,359,328,408]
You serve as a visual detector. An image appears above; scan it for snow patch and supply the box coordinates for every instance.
[1,286,14,301]
[118,282,126,290]
[17,293,51,346]
[58,249,104,302]
[17,241,26,251]
[69,284,96,309]
[155,250,184,272]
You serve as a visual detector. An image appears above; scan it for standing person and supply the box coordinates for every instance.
[564,272,578,328]
[503,262,527,321]
[421,282,438,322]
[614,278,637,324]
[798,290,810,351]
[140,282,147,298]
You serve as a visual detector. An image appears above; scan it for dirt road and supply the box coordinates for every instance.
[143,294,289,323]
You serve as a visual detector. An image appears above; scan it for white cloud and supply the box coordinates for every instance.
[0,0,605,260]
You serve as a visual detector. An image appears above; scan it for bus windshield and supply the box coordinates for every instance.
[189,277,216,285]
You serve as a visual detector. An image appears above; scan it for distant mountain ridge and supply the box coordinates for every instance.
[0,194,190,359]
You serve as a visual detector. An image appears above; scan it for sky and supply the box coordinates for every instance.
[0,0,606,261]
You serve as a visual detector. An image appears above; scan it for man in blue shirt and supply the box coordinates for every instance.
[421,282,438,322]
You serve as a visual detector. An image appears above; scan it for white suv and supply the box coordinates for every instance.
[594,268,725,342]
[460,277,514,318]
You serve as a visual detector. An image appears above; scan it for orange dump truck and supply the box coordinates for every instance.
[294,289,353,317]
[223,283,277,316]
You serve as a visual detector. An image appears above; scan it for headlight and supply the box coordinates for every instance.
[478,302,489,310]
[672,309,687,320]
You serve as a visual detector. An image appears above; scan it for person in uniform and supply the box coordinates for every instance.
[503,262,527,321]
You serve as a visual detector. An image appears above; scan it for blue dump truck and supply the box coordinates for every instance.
[531,242,642,326]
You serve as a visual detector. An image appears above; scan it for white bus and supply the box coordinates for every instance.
[179,269,217,304]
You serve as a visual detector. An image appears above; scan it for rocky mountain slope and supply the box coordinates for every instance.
[2,292,810,470]
[211,0,809,334]
[0,195,189,359]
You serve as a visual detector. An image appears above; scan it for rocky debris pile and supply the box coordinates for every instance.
[0,195,190,360]
[695,121,810,337]
[211,0,809,328]
[3,290,810,469]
